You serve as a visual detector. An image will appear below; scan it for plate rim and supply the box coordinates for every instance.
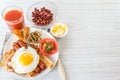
[3,28,59,79]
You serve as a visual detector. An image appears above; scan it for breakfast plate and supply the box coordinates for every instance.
[2,28,59,79]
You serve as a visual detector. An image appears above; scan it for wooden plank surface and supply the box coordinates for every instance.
[1,0,120,80]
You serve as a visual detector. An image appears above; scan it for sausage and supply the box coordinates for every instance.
[29,44,39,52]
[39,61,46,70]
[27,61,46,77]
[34,67,41,73]
[28,66,41,77]
[17,40,28,48]
[13,42,21,51]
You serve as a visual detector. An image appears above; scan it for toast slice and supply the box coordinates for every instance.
[39,53,54,69]
[13,29,24,41]
[13,27,30,42]
[1,49,15,72]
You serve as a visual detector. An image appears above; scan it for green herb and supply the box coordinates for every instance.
[45,46,53,52]
[45,41,53,53]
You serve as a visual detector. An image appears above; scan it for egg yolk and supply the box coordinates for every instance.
[19,53,33,66]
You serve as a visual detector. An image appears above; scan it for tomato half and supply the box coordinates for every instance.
[39,38,58,56]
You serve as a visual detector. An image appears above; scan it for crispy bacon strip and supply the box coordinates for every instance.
[29,44,54,69]
[13,39,28,51]
[13,42,21,51]
[27,61,46,77]
[17,39,28,48]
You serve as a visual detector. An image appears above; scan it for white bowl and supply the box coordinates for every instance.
[26,1,58,29]
[50,23,68,38]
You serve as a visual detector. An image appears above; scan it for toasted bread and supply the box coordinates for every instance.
[1,49,15,72]
[29,44,54,69]
[13,29,24,41]
[1,49,15,66]
[39,53,54,69]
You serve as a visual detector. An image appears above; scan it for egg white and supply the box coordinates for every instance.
[12,47,40,74]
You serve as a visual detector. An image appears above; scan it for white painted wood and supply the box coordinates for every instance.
[58,59,66,80]
[1,0,120,80]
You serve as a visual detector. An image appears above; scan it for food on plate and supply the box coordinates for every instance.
[13,39,28,51]
[51,23,68,37]
[17,39,28,48]
[11,47,39,74]
[2,28,58,78]
[29,44,54,69]
[23,27,30,42]
[32,7,53,26]
[27,31,41,43]
[13,29,24,41]
[2,39,55,77]
[1,49,15,72]
[13,27,30,42]
[27,61,46,77]
[13,27,42,43]
[39,38,58,56]
[13,42,21,51]
[38,52,54,69]
[1,45,48,77]
[29,44,39,52]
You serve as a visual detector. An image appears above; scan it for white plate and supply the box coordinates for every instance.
[3,28,59,79]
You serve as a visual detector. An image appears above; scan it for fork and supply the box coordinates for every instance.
[0,32,12,64]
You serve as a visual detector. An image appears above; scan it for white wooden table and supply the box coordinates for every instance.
[1,0,120,80]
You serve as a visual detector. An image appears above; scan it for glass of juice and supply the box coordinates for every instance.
[2,5,24,31]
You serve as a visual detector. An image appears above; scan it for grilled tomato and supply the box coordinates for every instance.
[39,38,58,56]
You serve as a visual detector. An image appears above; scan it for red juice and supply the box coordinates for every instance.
[4,10,24,31]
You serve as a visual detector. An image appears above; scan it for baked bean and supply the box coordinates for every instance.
[32,7,53,26]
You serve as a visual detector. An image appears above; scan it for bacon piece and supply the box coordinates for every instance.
[13,42,21,51]
[17,39,28,48]
[29,44,39,52]
[39,61,46,70]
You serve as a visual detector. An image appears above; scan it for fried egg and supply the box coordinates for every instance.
[11,47,39,74]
